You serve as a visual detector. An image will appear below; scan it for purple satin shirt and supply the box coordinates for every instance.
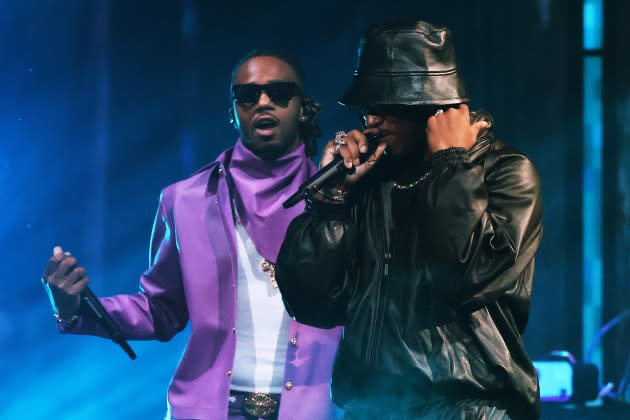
[62,143,342,420]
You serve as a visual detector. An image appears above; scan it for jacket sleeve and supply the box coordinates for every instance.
[60,190,189,341]
[422,146,543,313]
[275,201,355,328]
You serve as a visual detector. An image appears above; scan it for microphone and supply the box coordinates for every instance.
[80,287,137,360]
[47,246,137,360]
[283,133,381,209]
[283,154,349,208]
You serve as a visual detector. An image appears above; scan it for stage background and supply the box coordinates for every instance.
[1,0,629,418]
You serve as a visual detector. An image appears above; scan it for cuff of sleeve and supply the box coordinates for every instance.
[431,147,469,172]
[56,314,81,331]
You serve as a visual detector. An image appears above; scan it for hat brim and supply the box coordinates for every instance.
[339,73,469,107]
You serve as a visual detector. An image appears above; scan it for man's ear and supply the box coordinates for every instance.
[228,106,237,128]
[300,96,321,123]
[299,99,312,122]
[299,105,308,122]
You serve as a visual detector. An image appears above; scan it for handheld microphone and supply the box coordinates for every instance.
[283,155,349,208]
[283,133,380,209]
[49,246,137,360]
[81,287,137,360]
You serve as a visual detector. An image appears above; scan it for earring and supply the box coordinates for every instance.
[228,107,236,126]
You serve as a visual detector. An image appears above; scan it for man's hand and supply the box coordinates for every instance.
[320,129,388,185]
[426,104,490,154]
[42,246,89,316]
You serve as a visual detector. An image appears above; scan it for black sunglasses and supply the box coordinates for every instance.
[358,104,444,126]
[232,82,302,106]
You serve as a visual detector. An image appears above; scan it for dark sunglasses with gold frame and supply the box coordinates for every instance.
[232,82,303,107]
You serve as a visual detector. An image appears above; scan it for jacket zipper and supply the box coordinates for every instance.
[365,250,390,364]
[364,184,393,365]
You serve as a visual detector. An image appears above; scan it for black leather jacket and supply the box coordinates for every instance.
[276,113,543,419]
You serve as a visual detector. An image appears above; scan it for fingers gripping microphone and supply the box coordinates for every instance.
[49,247,137,360]
[283,134,379,209]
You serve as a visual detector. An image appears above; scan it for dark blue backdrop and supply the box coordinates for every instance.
[2,0,629,418]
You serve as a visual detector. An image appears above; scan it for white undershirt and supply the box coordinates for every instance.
[230,223,289,394]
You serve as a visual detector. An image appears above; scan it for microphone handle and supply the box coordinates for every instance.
[282,155,347,208]
[81,287,137,360]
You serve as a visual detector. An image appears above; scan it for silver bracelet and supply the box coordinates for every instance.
[320,187,347,203]
[42,277,79,323]
[53,312,79,323]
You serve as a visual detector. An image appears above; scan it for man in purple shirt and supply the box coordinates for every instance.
[41,49,342,420]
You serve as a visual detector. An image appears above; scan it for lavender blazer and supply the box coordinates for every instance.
[63,152,342,420]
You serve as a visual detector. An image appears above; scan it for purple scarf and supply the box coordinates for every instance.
[228,138,315,262]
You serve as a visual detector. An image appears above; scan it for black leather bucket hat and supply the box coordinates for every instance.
[339,20,469,107]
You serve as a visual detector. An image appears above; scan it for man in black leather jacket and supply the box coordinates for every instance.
[276,20,543,419]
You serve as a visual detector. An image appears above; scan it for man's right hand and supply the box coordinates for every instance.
[320,129,388,185]
[42,246,90,316]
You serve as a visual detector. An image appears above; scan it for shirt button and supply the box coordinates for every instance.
[232,327,236,333]
[226,370,232,376]
[284,381,293,390]
[290,337,297,346]
[218,167,224,175]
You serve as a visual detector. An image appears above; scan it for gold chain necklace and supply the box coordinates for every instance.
[392,170,433,190]
[260,259,278,288]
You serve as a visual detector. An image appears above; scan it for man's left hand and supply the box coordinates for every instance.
[426,104,490,154]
